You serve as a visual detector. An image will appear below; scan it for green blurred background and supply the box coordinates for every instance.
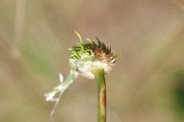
[1,0,184,122]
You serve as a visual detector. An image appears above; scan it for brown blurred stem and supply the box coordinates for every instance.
[11,0,26,59]
[92,68,106,122]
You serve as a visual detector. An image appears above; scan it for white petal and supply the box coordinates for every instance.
[59,73,63,83]
[44,91,58,101]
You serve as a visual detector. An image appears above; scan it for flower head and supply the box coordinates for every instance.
[69,32,117,79]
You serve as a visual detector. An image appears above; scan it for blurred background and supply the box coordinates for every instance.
[0,0,184,122]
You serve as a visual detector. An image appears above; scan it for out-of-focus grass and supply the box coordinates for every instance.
[0,0,184,122]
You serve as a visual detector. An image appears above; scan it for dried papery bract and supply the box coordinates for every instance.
[44,32,117,122]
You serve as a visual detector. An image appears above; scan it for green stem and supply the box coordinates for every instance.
[92,68,106,122]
